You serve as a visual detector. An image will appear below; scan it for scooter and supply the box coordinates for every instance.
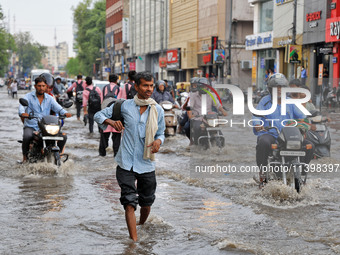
[197,112,226,150]
[306,112,331,158]
[160,101,178,136]
[261,126,313,193]
[18,98,72,166]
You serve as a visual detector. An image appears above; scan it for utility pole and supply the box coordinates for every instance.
[227,0,233,84]
[292,0,297,78]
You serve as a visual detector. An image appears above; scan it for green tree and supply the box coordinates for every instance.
[65,57,81,76]
[14,32,47,77]
[0,4,16,77]
[72,0,105,76]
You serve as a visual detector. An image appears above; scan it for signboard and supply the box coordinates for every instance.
[159,57,167,68]
[326,17,340,42]
[245,32,273,51]
[251,51,257,86]
[318,64,323,86]
[333,57,338,63]
[213,49,225,64]
[122,18,129,43]
[104,67,111,72]
[211,36,218,62]
[318,47,333,55]
[276,0,293,6]
[331,2,336,10]
[167,48,181,69]
[306,11,321,22]
[285,45,302,63]
[129,62,136,71]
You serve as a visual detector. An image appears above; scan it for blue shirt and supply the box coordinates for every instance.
[94,99,165,174]
[152,90,175,104]
[301,69,307,78]
[252,95,306,138]
[18,91,67,131]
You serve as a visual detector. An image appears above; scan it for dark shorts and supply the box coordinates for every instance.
[116,165,157,210]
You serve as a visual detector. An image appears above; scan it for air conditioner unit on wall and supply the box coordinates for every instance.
[241,60,252,70]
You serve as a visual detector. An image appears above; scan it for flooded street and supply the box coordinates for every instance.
[1,88,340,255]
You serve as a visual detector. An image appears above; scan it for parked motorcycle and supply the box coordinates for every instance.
[261,126,313,193]
[18,98,72,166]
[197,112,226,150]
[160,101,178,136]
[306,112,331,158]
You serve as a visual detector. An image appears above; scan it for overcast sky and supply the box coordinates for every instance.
[1,0,83,57]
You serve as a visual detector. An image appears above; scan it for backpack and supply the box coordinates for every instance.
[103,84,120,100]
[75,81,84,102]
[125,81,136,99]
[109,99,125,126]
[86,87,101,112]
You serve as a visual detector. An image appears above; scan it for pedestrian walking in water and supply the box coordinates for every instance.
[94,71,165,241]
[10,79,18,99]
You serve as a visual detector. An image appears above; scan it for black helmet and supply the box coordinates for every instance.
[267,73,288,88]
[190,77,199,92]
[39,73,54,86]
[55,76,62,81]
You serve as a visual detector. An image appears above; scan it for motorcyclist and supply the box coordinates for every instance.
[252,73,315,182]
[185,77,227,145]
[18,73,72,163]
[152,80,178,108]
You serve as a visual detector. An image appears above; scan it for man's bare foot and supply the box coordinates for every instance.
[125,205,138,241]
[138,206,151,225]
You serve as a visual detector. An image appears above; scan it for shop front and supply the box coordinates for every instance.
[245,31,275,89]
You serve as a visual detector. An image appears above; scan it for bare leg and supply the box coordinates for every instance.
[138,206,151,225]
[125,205,137,241]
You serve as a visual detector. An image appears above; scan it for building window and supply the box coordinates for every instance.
[259,1,273,33]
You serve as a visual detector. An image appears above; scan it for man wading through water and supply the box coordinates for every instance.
[94,72,165,241]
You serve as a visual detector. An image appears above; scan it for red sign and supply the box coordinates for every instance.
[203,54,211,64]
[159,57,167,68]
[129,62,136,71]
[326,17,340,42]
[167,49,178,64]
[306,11,321,22]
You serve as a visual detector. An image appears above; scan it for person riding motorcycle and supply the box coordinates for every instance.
[152,80,178,108]
[18,73,72,163]
[185,77,227,145]
[252,73,315,181]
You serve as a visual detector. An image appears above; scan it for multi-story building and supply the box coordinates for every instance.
[129,0,169,80]
[45,42,69,73]
[106,0,130,79]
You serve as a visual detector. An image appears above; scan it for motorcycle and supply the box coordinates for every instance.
[306,112,331,158]
[197,112,226,150]
[19,98,73,166]
[160,101,178,136]
[178,91,189,107]
[58,89,72,108]
[261,126,313,193]
[326,87,337,108]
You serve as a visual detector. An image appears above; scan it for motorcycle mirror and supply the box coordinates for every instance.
[63,100,73,108]
[19,98,29,107]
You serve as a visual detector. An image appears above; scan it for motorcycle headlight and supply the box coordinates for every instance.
[207,119,216,127]
[45,125,60,135]
[162,104,173,110]
[286,141,301,150]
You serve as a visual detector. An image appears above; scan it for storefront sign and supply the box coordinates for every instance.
[309,22,318,29]
[331,2,336,10]
[122,18,129,43]
[213,49,225,64]
[326,17,340,42]
[333,57,338,63]
[318,47,333,55]
[306,11,321,22]
[278,39,292,47]
[245,32,273,50]
[159,57,167,68]
[285,45,302,63]
[318,64,323,86]
[251,51,257,86]
[167,48,181,69]
[276,0,293,6]
[203,54,211,64]
[129,62,136,71]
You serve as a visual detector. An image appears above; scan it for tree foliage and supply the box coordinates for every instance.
[71,0,106,76]
[14,31,47,77]
[65,57,81,76]
[0,4,16,77]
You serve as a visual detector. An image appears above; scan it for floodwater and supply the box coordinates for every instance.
[1,88,340,255]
